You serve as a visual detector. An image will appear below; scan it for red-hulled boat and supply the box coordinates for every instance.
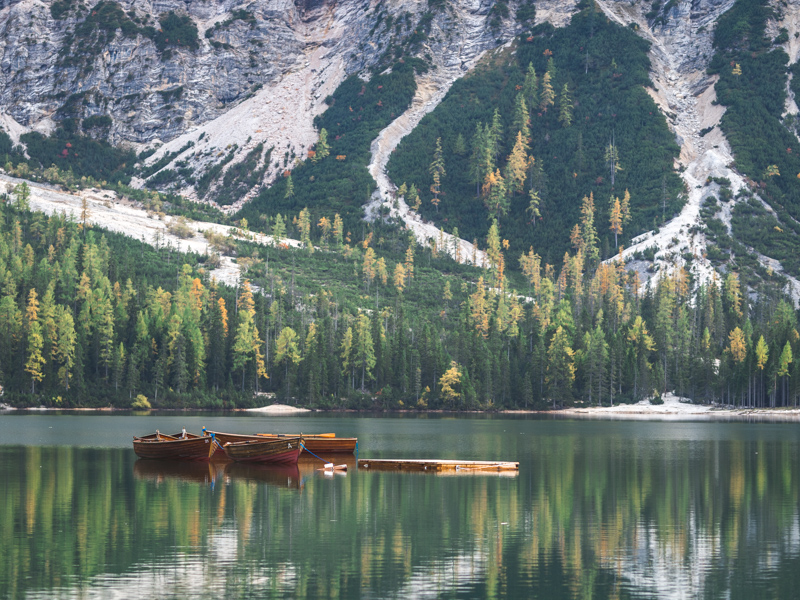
[223,436,303,465]
[132,430,216,461]
[204,429,357,454]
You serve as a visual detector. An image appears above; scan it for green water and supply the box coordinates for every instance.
[1,413,799,599]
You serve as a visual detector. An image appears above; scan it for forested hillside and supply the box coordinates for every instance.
[387,3,684,265]
[2,179,799,410]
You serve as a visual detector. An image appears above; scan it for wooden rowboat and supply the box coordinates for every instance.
[258,433,357,454]
[132,431,216,461]
[204,429,357,454]
[223,436,303,465]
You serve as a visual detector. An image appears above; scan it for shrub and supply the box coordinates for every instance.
[132,394,151,409]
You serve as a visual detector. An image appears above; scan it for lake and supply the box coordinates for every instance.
[1,412,799,599]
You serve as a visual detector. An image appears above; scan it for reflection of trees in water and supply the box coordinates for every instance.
[1,438,799,598]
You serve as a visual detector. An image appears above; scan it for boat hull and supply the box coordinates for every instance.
[223,437,303,465]
[206,430,357,454]
[132,433,216,461]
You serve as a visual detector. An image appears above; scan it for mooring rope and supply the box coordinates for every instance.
[300,442,329,464]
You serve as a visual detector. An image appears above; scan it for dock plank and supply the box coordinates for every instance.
[357,459,519,472]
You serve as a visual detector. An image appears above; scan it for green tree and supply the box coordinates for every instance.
[558,83,573,127]
[604,136,622,186]
[546,325,575,408]
[540,71,555,111]
[274,326,301,395]
[315,127,330,160]
[513,94,531,144]
[284,173,294,198]
[523,62,539,111]
[439,361,462,406]
[297,207,312,252]
[24,288,45,393]
[54,305,76,390]
[355,313,376,391]
[482,169,508,220]
[429,137,446,211]
[504,132,528,196]
[232,281,267,390]
[272,214,286,244]
[14,182,30,211]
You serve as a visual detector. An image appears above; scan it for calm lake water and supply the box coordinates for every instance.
[1,412,799,599]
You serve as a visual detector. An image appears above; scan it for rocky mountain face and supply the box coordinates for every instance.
[0,0,524,202]
[3,0,800,293]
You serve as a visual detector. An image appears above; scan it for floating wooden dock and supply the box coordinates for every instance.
[357,459,519,472]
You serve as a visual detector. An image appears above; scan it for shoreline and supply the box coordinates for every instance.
[3,399,800,422]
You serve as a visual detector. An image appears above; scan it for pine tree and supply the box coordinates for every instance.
[609,196,623,249]
[25,288,45,393]
[469,123,493,197]
[274,326,300,395]
[470,276,490,337]
[340,326,354,388]
[355,313,376,390]
[407,184,421,211]
[14,182,30,211]
[284,173,294,198]
[756,335,769,407]
[777,341,793,405]
[453,133,467,156]
[505,132,528,196]
[315,127,330,160]
[523,62,539,111]
[404,239,415,282]
[604,136,622,186]
[272,214,286,244]
[547,325,575,408]
[513,94,531,144]
[439,361,462,406]
[540,71,555,111]
[488,108,503,164]
[557,83,573,127]
[232,281,267,390]
[362,247,377,292]
[519,247,541,292]
[580,192,599,265]
[297,207,312,251]
[620,189,631,225]
[333,213,344,249]
[482,169,508,220]
[54,305,76,390]
[583,322,609,405]
[429,137,446,211]
[393,263,406,295]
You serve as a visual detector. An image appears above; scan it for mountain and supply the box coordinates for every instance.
[2,0,800,294]
[1,0,800,409]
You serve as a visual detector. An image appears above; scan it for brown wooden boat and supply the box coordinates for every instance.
[132,431,216,461]
[223,436,303,464]
[204,429,357,454]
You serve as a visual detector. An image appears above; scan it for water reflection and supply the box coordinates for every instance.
[224,462,303,490]
[1,420,799,599]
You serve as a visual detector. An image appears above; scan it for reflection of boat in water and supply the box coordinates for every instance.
[132,431,216,461]
[224,461,303,490]
[205,429,358,454]
[297,453,357,477]
[223,436,303,464]
[134,459,224,485]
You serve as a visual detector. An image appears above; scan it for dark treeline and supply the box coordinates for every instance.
[1,186,798,410]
